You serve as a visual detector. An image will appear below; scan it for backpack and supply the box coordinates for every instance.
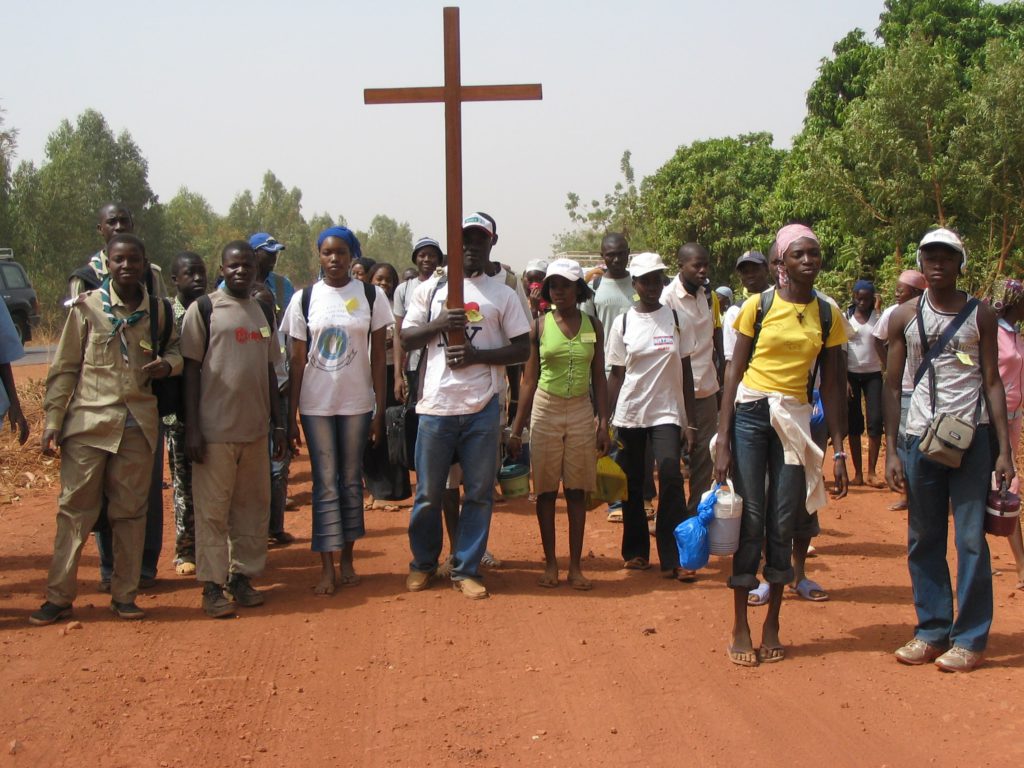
[749,286,833,402]
[195,293,276,353]
[146,295,179,418]
[299,280,377,353]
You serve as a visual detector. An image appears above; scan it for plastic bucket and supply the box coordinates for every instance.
[985,490,1021,537]
[498,464,530,498]
[707,480,743,555]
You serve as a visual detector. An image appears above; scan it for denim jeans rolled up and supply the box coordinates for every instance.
[301,412,372,552]
[728,399,802,589]
[903,424,993,652]
[409,396,500,580]
[617,424,685,570]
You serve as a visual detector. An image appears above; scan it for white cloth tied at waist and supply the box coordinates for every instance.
[735,381,827,514]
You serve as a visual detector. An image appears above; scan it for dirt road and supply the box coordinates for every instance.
[1,363,1022,767]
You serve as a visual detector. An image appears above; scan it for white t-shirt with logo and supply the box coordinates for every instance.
[606,305,695,429]
[403,272,531,417]
[281,280,393,416]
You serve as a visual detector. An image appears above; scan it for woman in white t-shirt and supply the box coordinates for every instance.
[606,252,697,578]
[283,226,393,595]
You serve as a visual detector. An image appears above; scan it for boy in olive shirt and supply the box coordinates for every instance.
[32,234,181,625]
[182,241,285,618]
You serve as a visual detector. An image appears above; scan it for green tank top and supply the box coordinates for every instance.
[538,311,596,398]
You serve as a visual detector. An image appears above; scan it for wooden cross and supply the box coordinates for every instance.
[364,6,542,343]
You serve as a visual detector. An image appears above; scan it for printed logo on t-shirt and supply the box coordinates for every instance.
[653,334,673,349]
[234,327,267,344]
[311,325,357,372]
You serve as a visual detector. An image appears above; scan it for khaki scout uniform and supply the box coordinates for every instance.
[43,285,182,606]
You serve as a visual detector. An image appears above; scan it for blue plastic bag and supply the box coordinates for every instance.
[674,482,718,571]
[810,389,824,428]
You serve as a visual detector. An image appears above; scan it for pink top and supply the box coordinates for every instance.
[997,320,1024,415]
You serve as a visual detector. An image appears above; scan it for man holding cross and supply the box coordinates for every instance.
[400,213,531,599]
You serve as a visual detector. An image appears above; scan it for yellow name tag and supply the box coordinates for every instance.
[580,332,597,343]
[260,326,271,338]
[345,298,359,313]
[139,338,153,351]
[955,351,973,366]
[632,293,640,302]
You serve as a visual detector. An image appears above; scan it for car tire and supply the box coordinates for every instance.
[12,313,27,345]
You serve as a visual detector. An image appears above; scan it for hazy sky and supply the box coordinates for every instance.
[4,1,886,270]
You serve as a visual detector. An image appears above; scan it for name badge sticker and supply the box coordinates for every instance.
[260,326,272,339]
[955,351,973,366]
[580,332,597,343]
[653,334,673,349]
[139,338,153,351]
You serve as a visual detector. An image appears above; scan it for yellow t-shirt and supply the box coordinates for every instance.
[733,291,846,402]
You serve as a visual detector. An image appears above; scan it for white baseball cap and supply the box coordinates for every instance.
[917,227,967,269]
[462,213,495,238]
[628,252,668,278]
[525,258,550,274]
[544,258,584,284]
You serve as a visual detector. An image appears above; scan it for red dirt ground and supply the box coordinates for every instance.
[1,362,1022,767]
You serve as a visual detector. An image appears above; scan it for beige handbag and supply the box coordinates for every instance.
[918,412,976,468]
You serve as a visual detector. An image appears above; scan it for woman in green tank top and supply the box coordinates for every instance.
[510,259,610,590]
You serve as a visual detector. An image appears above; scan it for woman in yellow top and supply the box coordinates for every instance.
[714,223,849,666]
[510,259,610,590]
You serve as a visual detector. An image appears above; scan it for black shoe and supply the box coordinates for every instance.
[110,600,145,620]
[269,531,295,546]
[29,601,72,626]
[202,582,236,618]
[97,579,111,593]
[227,574,265,607]
[138,576,157,590]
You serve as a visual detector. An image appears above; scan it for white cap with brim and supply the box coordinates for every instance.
[917,227,967,269]
[628,252,667,278]
[461,213,495,238]
[525,258,550,274]
[544,258,584,284]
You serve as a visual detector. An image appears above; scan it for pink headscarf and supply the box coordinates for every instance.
[775,224,819,261]
[897,269,927,291]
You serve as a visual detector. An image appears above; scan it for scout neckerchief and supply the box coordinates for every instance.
[100,277,146,365]
[89,250,108,279]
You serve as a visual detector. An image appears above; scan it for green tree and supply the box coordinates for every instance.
[226,171,314,283]
[358,214,413,267]
[555,151,643,254]
[805,29,884,135]
[958,39,1024,279]
[793,35,967,274]
[640,133,785,283]
[0,107,17,247]
[8,109,160,327]
[162,187,223,272]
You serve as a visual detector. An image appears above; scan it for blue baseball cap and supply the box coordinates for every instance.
[249,232,286,253]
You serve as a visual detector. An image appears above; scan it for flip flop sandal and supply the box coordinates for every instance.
[728,645,758,667]
[623,557,651,571]
[747,583,770,606]
[790,578,829,602]
[757,645,786,664]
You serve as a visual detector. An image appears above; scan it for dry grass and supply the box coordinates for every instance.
[0,378,58,502]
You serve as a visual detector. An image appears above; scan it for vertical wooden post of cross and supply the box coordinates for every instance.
[364,6,542,346]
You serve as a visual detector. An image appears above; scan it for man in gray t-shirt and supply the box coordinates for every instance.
[583,233,634,370]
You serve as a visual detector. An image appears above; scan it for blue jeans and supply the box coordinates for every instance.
[729,399,804,589]
[301,413,372,552]
[409,396,500,580]
[903,425,993,652]
[269,391,292,536]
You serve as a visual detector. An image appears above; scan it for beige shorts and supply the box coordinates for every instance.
[529,389,597,494]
